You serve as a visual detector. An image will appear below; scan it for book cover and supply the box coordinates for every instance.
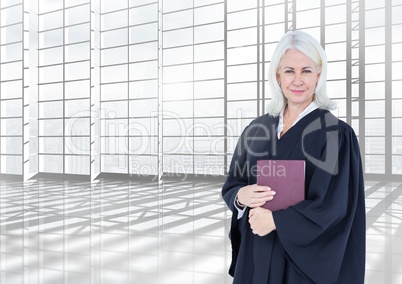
[257,160,305,211]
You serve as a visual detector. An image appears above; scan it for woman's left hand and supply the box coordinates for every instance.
[248,207,276,237]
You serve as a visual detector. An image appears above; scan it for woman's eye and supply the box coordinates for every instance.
[303,69,312,73]
[284,70,293,73]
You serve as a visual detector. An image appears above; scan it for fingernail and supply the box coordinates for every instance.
[271,191,276,195]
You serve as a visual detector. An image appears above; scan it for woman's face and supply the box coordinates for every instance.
[276,48,321,108]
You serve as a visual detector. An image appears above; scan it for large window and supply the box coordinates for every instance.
[0,0,400,180]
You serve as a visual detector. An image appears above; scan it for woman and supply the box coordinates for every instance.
[222,30,365,283]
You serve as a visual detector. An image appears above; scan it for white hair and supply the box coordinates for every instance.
[266,30,337,116]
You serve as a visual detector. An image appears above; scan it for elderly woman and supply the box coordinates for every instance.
[222,30,365,284]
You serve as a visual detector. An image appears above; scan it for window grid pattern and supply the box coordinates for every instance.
[162,0,225,176]
[392,0,402,174]
[36,0,91,175]
[0,0,24,176]
[0,0,401,180]
[98,0,159,175]
[364,1,386,174]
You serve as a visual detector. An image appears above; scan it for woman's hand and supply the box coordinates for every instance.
[237,184,276,208]
[248,207,276,237]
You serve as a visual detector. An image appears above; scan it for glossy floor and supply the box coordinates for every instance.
[0,177,401,284]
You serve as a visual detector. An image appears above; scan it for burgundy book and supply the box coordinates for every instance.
[257,160,305,211]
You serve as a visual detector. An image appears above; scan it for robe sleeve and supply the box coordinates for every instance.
[272,125,365,283]
[221,124,252,277]
[221,125,251,213]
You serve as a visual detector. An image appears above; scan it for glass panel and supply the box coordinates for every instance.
[129,99,158,117]
[163,46,193,65]
[325,24,347,43]
[264,4,285,24]
[102,10,128,30]
[130,23,158,44]
[65,137,90,154]
[1,24,23,44]
[194,3,224,25]
[130,42,158,62]
[65,99,90,117]
[1,118,22,135]
[1,61,22,81]
[101,155,128,173]
[102,83,128,101]
[1,42,23,62]
[39,46,63,65]
[39,65,63,84]
[101,101,128,118]
[65,23,90,44]
[39,10,63,31]
[163,64,193,84]
[1,137,22,155]
[228,27,257,47]
[1,5,22,26]
[65,61,90,81]
[39,83,63,101]
[366,100,385,118]
[0,155,22,174]
[365,63,385,82]
[130,80,158,99]
[365,137,385,154]
[39,28,63,48]
[194,80,224,99]
[194,42,224,62]
[101,65,128,84]
[101,46,128,66]
[163,82,193,101]
[393,118,402,135]
[101,0,127,13]
[365,155,385,174]
[65,42,90,62]
[129,61,158,80]
[0,80,23,99]
[365,119,385,136]
[39,101,64,118]
[65,4,90,26]
[163,0,193,13]
[325,5,346,25]
[194,61,224,81]
[102,28,128,48]
[296,9,321,29]
[227,45,257,65]
[39,119,63,136]
[227,0,257,12]
[227,82,257,100]
[227,100,257,118]
[194,98,224,117]
[163,101,193,117]
[129,155,157,175]
[65,80,90,99]
[365,45,385,64]
[365,9,385,28]
[39,137,64,154]
[227,9,257,30]
[130,4,158,26]
[1,99,22,117]
[39,155,63,173]
[194,22,224,44]
[392,156,402,174]
[227,64,257,83]
[163,28,193,48]
[65,155,90,175]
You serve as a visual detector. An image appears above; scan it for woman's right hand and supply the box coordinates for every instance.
[237,184,276,208]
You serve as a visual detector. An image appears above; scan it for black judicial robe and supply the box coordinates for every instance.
[222,108,365,284]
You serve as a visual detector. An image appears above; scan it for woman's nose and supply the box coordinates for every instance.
[293,74,303,86]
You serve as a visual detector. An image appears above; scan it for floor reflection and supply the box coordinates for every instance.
[0,178,401,283]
